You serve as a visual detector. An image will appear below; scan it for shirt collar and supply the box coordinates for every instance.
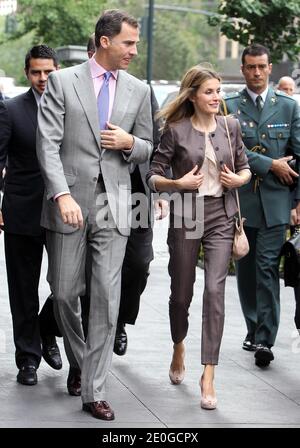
[246,86,269,104]
[89,56,118,80]
[32,88,42,105]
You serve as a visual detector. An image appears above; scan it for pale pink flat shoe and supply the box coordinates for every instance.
[200,377,217,410]
[169,366,185,385]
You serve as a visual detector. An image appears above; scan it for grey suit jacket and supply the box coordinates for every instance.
[147,115,249,219]
[36,61,153,236]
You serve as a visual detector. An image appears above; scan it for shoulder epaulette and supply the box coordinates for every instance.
[275,89,294,100]
[223,91,241,101]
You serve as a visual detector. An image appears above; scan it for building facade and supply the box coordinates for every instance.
[0,0,17,16]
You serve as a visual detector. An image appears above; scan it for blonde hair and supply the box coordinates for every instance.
[157,64,221,127]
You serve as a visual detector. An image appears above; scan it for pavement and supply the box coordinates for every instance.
[0,217,300,429]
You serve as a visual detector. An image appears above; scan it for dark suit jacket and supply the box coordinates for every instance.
[131,85,161,225]
[0,89,44,235]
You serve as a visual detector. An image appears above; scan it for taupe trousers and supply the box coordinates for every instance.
[167,196,235,365]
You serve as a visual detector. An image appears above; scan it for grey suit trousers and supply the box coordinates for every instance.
[167,196,235,365]
[46,181,127,402]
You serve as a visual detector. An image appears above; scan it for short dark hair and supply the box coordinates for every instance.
[95,9,138,49]
[241,44,271,65]
[87,33,95,54]
[25,45,58,72]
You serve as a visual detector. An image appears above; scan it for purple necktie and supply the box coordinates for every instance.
[98,71,111,130]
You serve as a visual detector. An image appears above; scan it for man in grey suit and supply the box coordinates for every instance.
[83,33,167,355]
[36,9,153,421]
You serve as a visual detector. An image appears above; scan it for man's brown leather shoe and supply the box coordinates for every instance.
[67,367,81,396]
[82,401,115,420]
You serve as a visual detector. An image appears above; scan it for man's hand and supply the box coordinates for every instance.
[57,194,83,228]
[0,210,4,234]
[100,123,133,151]
[270,156,298,185]
[154,199,169,220]
[176,165,204,190]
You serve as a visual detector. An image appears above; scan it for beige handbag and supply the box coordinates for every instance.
[223,116,250,261]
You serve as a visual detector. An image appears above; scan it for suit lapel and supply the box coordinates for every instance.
[239,89,260,124]
[23,89,38,129]
[72,66,134,151]
[110,71,134,124]
[72,61,100,149]
[258,88,278,128]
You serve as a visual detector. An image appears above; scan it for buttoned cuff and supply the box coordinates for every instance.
[53,191,70,201]
[122,136,135,158]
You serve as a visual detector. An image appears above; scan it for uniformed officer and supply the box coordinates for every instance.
[224,44,300,367]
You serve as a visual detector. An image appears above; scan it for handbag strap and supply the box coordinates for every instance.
[223,115,242,224]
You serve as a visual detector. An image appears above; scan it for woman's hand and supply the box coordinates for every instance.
[176,165,204,190]
[154,199,169,220]
[220,164,244,189]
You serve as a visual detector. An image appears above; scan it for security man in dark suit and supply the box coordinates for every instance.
[114,85,162,355]
[0,45,62,385]
[277,76,300,332]
[224,44,300,367]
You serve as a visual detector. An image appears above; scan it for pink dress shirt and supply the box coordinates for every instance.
[89,56,118,124]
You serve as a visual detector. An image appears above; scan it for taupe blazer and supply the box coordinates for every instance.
[147,115,249,218]
[36,61,153,236]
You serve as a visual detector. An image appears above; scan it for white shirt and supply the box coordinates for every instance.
[32,88,42,106]
[246,86,269,107]
[197,133,223,198]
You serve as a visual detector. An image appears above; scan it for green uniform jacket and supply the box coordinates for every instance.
[224,87,300,228]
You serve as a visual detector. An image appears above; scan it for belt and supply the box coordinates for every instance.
[203,195,223,199]
[250,145,263,153]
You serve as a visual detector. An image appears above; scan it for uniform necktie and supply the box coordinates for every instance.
[98,71,111,130]
[255,95,263,112]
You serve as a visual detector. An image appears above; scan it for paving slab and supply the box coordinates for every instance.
[0,218,300,429]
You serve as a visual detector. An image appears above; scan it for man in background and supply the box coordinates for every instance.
[0,45,62,386]
[224,44,300,368]
[277,76,296,97]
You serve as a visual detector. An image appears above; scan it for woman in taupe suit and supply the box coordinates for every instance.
[147,65,251,409]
